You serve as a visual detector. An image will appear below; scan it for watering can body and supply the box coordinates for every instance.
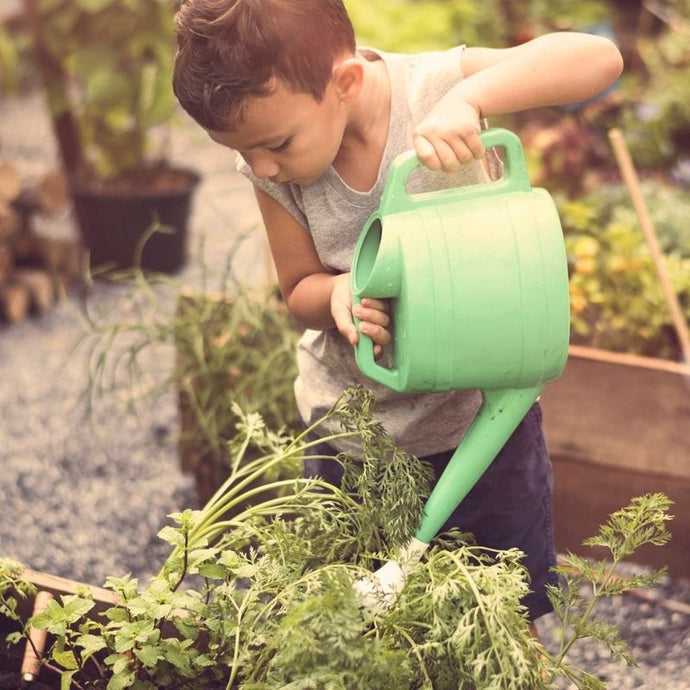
[352,127,570,393]
[351,128,570,549]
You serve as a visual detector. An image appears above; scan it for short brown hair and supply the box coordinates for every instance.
[173,0,356,131]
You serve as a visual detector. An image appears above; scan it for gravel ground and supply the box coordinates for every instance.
[1,91,688,688]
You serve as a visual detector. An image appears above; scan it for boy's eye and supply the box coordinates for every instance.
[269,138,291,153]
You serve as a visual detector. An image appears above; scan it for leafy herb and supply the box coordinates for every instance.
[544,493,673,689]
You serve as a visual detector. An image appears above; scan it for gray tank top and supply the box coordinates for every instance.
[239,46,500,455]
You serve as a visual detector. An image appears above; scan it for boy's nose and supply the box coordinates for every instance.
[247,152,280,180]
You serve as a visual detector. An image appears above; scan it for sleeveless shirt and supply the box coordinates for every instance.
[239,46,499,456]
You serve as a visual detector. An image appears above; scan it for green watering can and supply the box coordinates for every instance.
[351,128,570,606]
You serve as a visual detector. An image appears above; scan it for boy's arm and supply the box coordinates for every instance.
[414,32,624,172]
[254,187,391,351]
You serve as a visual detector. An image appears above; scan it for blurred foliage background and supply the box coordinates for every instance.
[347,0,690,358]
[1,0,690,357]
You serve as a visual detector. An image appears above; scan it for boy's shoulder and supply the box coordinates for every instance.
[376,45,466,123]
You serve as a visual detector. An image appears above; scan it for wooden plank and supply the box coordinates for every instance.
[0,281,30,323]
[552,455,690,578]
[0,242,14,284]
[23,569,118,606]
[569,344,690,376]
[13,267,56,314]
[541,349,690,480]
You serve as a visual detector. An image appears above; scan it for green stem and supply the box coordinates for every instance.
[190,491,333,545]
[392,623,433,687]
[190,473,340,546]
[225,597,244,690]
[197,428,355,523]
[555,559,617,664]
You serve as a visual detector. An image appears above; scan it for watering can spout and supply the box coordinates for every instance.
[355,386,544,612]
[414,385,543,544]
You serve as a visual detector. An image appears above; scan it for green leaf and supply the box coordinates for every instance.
[138,61,175,128]
[85,69,132,110]
[197,563,228,580]
[136,643,163,668]
[106,668,137,690]
[162,639,194,672]
[60,671,77,690]
[75,0,115,12]
[5,631,22,645]
[583,493,674,560]
[52,649,79,670]
[104,606,130,623]
[157,525,186,547]
[106,652,132,675]
[76,632,109,656]
[37,0,65,11]
[62,595,96,623]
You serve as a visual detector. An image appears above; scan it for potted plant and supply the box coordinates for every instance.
[22,0,199,274]
[0,389,675,688]
[77,263,303,506]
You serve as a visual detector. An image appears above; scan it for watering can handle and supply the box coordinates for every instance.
[379,128,532,215]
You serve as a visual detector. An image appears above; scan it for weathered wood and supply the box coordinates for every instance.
[22,569,118,607]
[13,267,56,314]
[31,236,83,290]
[17,170,70,216]
[0,162,21,202]
[0,281,31,323]
[20,591,54,683]
[0,243,14,284]
[0,200,18,240]
[0,211,81,322]
[541,346,690,480]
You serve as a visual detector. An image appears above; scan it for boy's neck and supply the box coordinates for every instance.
[333,54,391,192]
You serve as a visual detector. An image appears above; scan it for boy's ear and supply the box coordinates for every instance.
[332,58,363,102]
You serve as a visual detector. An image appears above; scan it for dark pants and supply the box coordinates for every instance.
[304,402,557,621]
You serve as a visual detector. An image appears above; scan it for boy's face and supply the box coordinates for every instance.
[208,78,348,186]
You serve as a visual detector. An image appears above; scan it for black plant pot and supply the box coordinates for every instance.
[71,168,200,275]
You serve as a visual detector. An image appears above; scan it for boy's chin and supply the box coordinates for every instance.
[285,173,321,186]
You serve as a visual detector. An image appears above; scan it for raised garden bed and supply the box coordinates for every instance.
[541,344,690,577]
[0,568,117,689]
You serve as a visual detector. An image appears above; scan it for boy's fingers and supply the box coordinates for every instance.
[413,133,441,170]
[413,133,483,173]
[353,302,390,328]
[448,134,484,165]
[332,300,358,345]
[359,297,389,313]
[359,321,392,347]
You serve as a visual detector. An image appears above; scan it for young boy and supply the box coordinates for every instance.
[173,0,623,623]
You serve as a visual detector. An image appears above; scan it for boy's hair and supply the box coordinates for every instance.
[173,0,356,131]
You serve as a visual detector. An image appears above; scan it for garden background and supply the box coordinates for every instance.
[0,1,689,688]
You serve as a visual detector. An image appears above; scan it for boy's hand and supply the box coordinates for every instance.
[331,273,391,357]
[352,297,391,358]
[413,98,484,174]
